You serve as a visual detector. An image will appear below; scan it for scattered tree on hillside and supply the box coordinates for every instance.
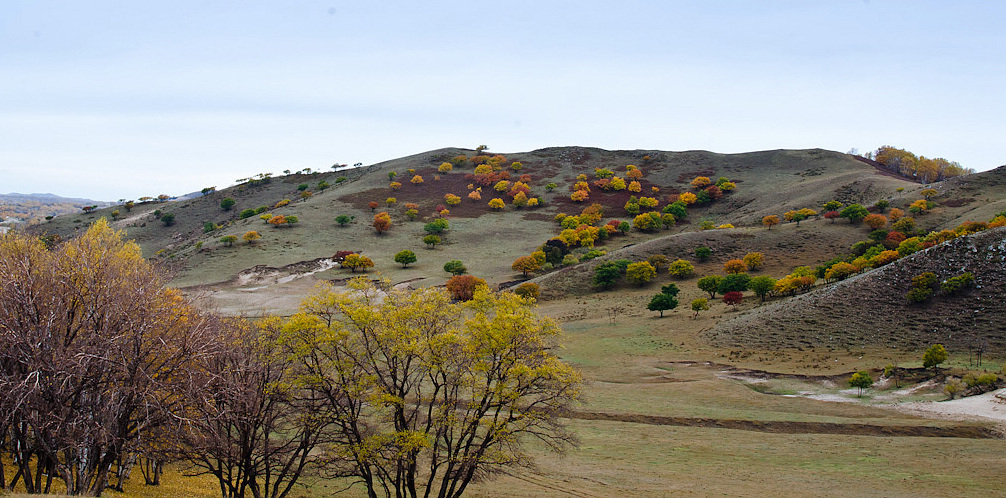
[335,215,352,226]
[849,371,873,397]
[647,284,680,317]
[667,259,695,279]
[242,230,261,244]
[160,213,175,226]
[691,298,710,319]
[593,262,624,290]
[341,253,374,272]
[822,200,843,212]
[220,235,238,247]
[923,344,948,374]
[694,246,711,262]
[697,275,723,299]
[513,282,540,300]
[840,204,869,224]
[722,291,743,307]
[823,210,840,223]
[717,273,751,295]
[368,201,379,212]
[626,261,657,286]
[220,197,236,211]
[444,260,467,275]
[445,274,486,301]
[394,249,417,267]
[647,254,669,271]
[723,259,746,274]
[373,212,392,234]
[743,252,764,271]
[512,255,542,277]
[863,213,888,229]
[691,176,711,190]
[762,215,780,229]
[423,234,441,249]
[747,275,777,303]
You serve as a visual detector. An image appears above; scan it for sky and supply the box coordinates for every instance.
[2,1,1005,201]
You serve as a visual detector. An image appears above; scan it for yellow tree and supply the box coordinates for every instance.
[277,279,581,498]
[762,215,780,229]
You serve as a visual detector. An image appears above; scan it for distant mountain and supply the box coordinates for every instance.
[0,193,110,225]
[1,193,109,205]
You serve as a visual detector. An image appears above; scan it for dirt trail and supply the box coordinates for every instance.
[566,410,998,439]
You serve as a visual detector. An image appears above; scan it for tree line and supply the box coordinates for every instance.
[0,221,581,497]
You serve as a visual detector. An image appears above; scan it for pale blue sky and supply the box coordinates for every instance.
[3,1,1004,200]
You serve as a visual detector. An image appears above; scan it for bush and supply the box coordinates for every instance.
[941,273,975,294]
[392,249,416,269]
[592,262,623,290]
[513,282,540,300]
[443,260,467,275]
[220,198,236,211]
[625,262,657,286]
[239,208,257,219]
[694,246,711,262]
[667,259,695,279]
[446,275,486,301]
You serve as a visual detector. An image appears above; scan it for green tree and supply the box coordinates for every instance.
[423,234,441,249]
[822,200,843,212]
[923,344,948,374]
[849,371,873,397]
[748,275,777,303]
[335,215,352,226]
[647,284,680,318]
[717,273,751,294]
[592,262,623,290]
[220,235,238,247]
[840,204,869,224]
[239,208,257,219]
[160,213,175,226]
[697,275,723,299]
[444,260,467,275]
[220,197,236,211]
[694,246,712,262]
[394,249,417,267]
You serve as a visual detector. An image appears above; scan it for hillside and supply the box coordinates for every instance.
[31,147,917,300]
[706,226,1006,352]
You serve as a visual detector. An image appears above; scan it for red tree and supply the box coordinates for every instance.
[722,291,743,307]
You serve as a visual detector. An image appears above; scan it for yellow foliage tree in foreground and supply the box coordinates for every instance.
[278,278,583,498]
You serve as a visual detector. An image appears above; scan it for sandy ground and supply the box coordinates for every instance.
[890,388,1006,425]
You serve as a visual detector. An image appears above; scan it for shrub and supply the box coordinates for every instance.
[443,260,467,276]
[160,213,175,226]
[647,254,669,271]
[335,215,352,226]
[394,250,417,268]
[742,252,764,271]
[220,198,236,211]
[423,234,441,249]
[625,262,657,286]
[694,246,711,261]
[940,273,975,294]
[219,235,238,247]
[276,199,292,208]
[446,275,486,301]
[722,291,743,306]
[667,259,695,279]
[239,208,257,219]
[488,198,505,210]
[242,231,261,244]
[513,282,540,300]
[203,222,218,233]
[717,273,750,294]
[690,298,710,318]
[723,259,746,274]
[342,253,374,273]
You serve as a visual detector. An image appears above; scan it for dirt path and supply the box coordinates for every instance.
[566,410,999,439]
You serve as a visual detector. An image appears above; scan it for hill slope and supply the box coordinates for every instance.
[706,226,1006,352]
